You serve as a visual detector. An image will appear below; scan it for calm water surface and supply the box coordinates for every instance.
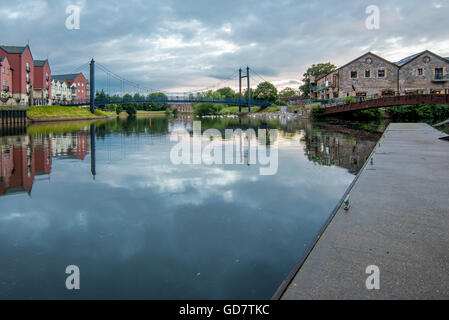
[0,116,381,299]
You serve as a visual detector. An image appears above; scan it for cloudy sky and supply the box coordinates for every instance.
[1,0,448,94]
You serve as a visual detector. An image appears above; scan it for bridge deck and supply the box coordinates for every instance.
[279,123,449,300]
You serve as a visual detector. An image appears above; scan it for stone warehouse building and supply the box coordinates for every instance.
[311,50,449,99]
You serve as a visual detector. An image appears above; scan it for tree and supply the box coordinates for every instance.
[299,62,337,98]
[215,87,236,99]
[279,87,298,99]
[254,82,278,103]
[147,92,169,111]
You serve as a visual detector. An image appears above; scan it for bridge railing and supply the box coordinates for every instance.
[92,97,272,107]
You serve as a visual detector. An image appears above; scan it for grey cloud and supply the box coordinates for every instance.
[0,0,448,92]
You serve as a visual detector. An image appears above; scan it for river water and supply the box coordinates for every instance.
[0,115,381,299]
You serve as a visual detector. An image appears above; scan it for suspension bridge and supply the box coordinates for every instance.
[64,59,272,112]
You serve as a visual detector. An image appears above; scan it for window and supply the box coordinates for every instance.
[435,68,444,80]
[417,68,424,76]
[350,71,358,79]
[378,70,385,78]
[1,67,4,73]
[365,70,371,78]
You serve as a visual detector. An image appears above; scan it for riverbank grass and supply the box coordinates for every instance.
[27,106,113,119]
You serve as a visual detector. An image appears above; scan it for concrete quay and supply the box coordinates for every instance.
[281,123,449,300]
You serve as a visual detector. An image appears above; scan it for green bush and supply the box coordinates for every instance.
[387,104,449,121]
[349,108,382,120]
[123,104,137,116]
[165,109,171,116]
[311,104,325,118]
[344,96,357,104]
[116,105,123,115]
[193,103,225,116]
[172,107,179,117]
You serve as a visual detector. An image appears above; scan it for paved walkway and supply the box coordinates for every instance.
[282,123,449,300]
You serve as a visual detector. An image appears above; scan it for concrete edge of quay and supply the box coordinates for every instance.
[275,123,449,300]
[271,125,386,300]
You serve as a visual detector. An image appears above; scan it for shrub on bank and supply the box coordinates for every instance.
[193,103,225,117]
[387,104,449,121]
[344,96,357,104]
[311,104,325,118]
[348,108,382,120]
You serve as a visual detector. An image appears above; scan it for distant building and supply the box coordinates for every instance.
[51,79,75,104]
[33,60,51,106]
[311,50,449,99]
[52,73,89,103]
[169,104,193,113]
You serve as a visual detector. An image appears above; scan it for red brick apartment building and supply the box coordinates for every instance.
[0,45,52,106]
[33,60,51,105]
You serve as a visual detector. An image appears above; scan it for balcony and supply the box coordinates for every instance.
[432,74,449,82]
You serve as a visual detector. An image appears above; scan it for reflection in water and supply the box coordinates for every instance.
[0,116,381,299]
[0,128,95,197]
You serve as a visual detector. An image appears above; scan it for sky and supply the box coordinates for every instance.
[1,0,448,95]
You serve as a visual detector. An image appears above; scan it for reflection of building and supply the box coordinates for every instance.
[0,136,51,196]
[1,127,96,198]
[51,132,89,160]
[303,125,380,175]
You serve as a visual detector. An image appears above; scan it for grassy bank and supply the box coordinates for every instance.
[27,106,114,120]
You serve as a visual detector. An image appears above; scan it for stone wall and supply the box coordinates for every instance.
[399,52,449,93]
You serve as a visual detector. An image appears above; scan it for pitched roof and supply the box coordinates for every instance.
[34,60,48,67]
[395,51,426,67]
[0,55,7,62]
[339,51,399,70]
[445,57,449,62]
[0,45,28,54]
[52,74,81,81]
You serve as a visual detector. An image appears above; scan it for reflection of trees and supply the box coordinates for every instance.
[95,117,169,139]
[302,123,381,175]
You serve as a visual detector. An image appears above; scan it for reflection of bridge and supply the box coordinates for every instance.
[323,93,449,115]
